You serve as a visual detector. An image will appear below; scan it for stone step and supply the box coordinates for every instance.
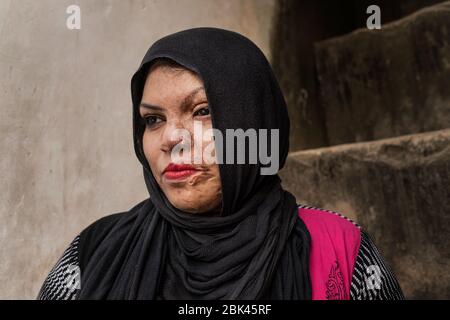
[279,128,450,299]
[315,2,450,146]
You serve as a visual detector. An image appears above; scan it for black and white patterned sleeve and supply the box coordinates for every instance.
[37,235,81,300]
[350,230,405,300]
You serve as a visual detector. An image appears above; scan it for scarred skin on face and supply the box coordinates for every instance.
[139,61,223,216]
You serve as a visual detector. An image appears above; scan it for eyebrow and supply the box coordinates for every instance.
[140,86,206,112]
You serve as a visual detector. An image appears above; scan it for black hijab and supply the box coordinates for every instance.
[77,27,311,300]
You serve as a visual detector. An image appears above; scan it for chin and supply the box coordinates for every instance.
[162,185,222,214]
[168,198,215,214]
[171,200,204,213]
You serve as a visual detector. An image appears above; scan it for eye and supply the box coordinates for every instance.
[143,115,164,128]
[193,106,210,117]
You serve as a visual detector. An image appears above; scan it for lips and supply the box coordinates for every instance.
[163,163,201,180]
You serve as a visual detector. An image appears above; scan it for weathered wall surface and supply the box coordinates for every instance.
[280,129,450,299]
[315,2,450,146]
[271,0,449,151]
[0,0,276,299]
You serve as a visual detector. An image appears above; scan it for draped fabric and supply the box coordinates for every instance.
[76,27,312,300]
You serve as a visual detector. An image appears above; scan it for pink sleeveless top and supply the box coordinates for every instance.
[298,206,361,300]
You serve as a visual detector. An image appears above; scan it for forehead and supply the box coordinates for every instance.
[142,65,205,99]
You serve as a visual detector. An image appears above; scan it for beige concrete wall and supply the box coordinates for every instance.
[0,0,276,299]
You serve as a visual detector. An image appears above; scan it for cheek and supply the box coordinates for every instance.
[142,131,161,174]
[191,166,222,205]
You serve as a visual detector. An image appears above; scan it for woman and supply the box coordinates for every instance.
[37,27,404,300]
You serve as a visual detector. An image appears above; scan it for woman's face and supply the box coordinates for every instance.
[140,63,223,215]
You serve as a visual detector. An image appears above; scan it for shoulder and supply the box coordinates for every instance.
[350,229,405,299]
[297,204,362,300]
[76,210,130,270]
[37,234,81,300]
[36,213,125,300]
[297,204,361,238]
[77,199,149,266]
[296,204,405,300]
[37,200,149,300]
[80,211,127,238]
[297,204,362,261]
[80,199,149,238]
[296,204,362,262]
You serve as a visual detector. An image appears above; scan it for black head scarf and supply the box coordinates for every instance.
[77,27,311,300]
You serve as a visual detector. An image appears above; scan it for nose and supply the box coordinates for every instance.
[160,122,191,154]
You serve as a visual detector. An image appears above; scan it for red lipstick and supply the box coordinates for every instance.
[162,163,201,180]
